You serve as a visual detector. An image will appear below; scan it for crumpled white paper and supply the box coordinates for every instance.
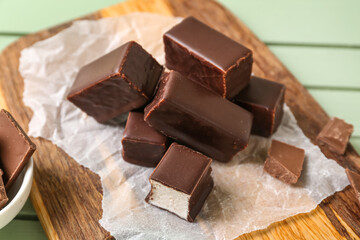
[19,13,349,239]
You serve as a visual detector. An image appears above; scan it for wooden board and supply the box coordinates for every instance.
[0,0,359,239]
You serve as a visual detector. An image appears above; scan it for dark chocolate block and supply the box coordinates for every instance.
[0,169,8,209]
[67,41,163,123]
[346,169,360,205]
[164,17,253,99]
[264,140,305,184]
[146,143,213,222]
[0,109,36,190]
[316,117,353,155]
[144,71,253,162]
[234,76,285,137]
[121,112,168,167]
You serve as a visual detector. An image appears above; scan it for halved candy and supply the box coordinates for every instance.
[264,140,305,184]
[146,143,213,222]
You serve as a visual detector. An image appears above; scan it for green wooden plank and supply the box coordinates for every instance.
[308,89,360,137]
[219,0,360,46]
[0,36,18,51]
[0,219,46,239]
[0,0,359,46]
[351,137,360,153]
[0,0,122,33]
[17,199,37,220]
[269,46,360,89]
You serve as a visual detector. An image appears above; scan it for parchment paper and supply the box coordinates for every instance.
[19,13,349,239]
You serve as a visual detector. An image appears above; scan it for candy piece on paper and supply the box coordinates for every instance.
[264,140,305,184]
[19,13,349,239]
[67,41,163,124]
[146,143,213,222]
[234,76,285,137]
[122,112,168,167]
[144,70,253,163]
[164,17,253,99]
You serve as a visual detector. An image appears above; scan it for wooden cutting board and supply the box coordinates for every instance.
[0,0,359,239]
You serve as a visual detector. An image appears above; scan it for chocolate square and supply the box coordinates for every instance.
[234,76,285,137]
[146,143,213,222]
[121,112,168,167]
[0,109,36,190]
[144,71,253,163]
[164,17,253,99]
[346,169,360,205]
[67,41,163,123]
[317,117,353,155]
[264,140,305,184]
[0,169,8,209]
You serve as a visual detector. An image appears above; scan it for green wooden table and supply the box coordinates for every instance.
[0,0,359,239]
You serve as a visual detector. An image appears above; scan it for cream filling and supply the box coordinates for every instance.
[148,180,190,220]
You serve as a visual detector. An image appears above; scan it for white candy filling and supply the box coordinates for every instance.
[148,180,190,220]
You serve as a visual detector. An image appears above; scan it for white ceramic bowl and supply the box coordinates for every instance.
[0,158,33,229]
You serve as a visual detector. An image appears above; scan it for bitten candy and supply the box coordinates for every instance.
[146,143,213,222]
[144,71,253,163]
[264,140,305,184]
[67,41,163,124]
[345,169,360,205]
[0,109,36,190]
[121,112,169,167]
[234,76,285,137]
[0,170,8,209]
[164,17,253,99]
[316,117,354,155]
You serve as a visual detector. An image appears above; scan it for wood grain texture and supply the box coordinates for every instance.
[0,0,359,239]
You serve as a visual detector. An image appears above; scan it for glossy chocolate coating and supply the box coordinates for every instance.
[264,140,305,184]
[0,109,36,190]
[146,143,213,222]
[144,71,253,162]
[0,169,8,209]
[121,112,168,167]
[234,76,285,137]
[164,17,253,99]
[316,117,353,155]
[67,41,163,123]
[346,169,360,204]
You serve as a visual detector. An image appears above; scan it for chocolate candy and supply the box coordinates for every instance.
[121,112,169,167]
[345,169,360,205]
[234,76,285,137]
[264,140,305,184]
[0,170,8,209]
[164,17,253,99]
[146,143,213,222]
[67,41,163,124]
[0,109,36,190]
[144,71,253,162]
[316,117,353,155]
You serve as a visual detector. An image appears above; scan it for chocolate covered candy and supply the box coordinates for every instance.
[234,76,285,137]
[121,112,169,167]
[0,109,36,190]
[67,41,163,124]
[264,140,305,184]
[144,71,253,162]
[346,169,360,205]
[164,17,253,99]
[317,117,353,155]
[0,170,8,209]
[146,143,213,222]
